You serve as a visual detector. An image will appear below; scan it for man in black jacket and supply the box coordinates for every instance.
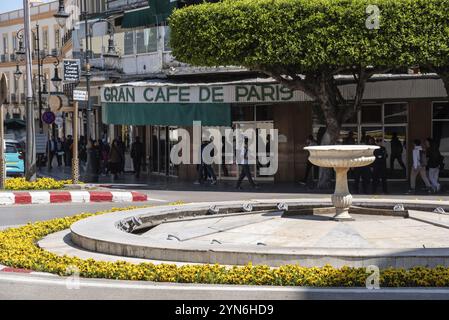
[131,136,144,178]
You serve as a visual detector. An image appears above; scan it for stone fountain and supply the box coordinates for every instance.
[304,145,379,221]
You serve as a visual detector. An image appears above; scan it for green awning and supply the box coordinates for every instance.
[122,1,178,29]
[102,103,231,126]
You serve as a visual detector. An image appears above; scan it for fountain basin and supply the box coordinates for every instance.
[305,145,379,168]
[304,145,379,220]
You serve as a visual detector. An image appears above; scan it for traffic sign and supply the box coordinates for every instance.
[42,111,56,124]
[55,116,63,127]
[63,59,81,83]
[73,90,88,101]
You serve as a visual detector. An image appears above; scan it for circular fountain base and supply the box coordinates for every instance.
[69,199,449,268]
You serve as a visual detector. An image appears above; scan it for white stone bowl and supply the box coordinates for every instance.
[304,145,379,168]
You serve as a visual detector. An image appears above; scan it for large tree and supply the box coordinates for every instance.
[169,0,449,187]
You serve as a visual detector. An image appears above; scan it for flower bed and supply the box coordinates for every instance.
[1,206,449,286]
[5,178,73,190]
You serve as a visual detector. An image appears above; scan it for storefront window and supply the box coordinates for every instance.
[361,104,382,124]
[312,102,409,179]
[255,105,273,121]
[124,31,134,55]
[231,105,254,122]
[384,103,407,124]
[432,102,449,178]
[136,28,158,54]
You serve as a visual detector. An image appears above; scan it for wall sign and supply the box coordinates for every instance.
[101,83,312,104]
[63,59,81,83]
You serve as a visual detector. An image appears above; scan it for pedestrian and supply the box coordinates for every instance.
[55,137,64,167]
[390,132,406,172]
[117,137,126,174]
[47,136,57,169]
[426,137,444,193]
[204,138,217,185]
[236,138,257,189]
[64,135,73,167]
[409,139,432,193]
[108,139,123,180]
[79,136,87,170]
[131,136,144,178]
[353,135,372,194]
[372,138,388,194]
[300,134,317,187]
[343,131,356,145]
[99,140,110,175]
[86,139,101,181]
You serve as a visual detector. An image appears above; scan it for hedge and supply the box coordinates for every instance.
[169,0,449,71]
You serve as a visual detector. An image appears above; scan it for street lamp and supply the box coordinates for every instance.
[14,64,23,82]
[50,60,62,92]
[54,0,70,29]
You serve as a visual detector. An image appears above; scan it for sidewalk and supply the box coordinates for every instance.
[37,166,448,197]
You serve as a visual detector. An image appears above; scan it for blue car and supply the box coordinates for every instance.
[4,143,25,176]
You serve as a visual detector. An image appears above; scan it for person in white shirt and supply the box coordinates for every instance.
[409,139,431,193]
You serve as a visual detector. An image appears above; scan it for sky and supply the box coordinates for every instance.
[0,0,52,14]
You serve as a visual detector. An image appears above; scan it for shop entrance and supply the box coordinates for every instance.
[151,126,179,177]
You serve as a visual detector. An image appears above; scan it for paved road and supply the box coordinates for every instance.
[0,190,319,227]
[0,272,448,300]
[2,189,449,300]
[2,187,447,228]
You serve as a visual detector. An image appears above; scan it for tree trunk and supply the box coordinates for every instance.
[316,118,341,190]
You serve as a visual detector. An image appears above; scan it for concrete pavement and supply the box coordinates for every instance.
[0,272,448,300]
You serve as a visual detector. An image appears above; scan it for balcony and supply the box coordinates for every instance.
[0,1,58,23]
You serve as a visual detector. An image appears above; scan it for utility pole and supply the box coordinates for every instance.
[0,73,8,189]
[23,0,36,181]
[82,0,92,141]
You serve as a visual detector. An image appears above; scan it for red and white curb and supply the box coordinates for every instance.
[0,191,149,205]
[0,264,57,277]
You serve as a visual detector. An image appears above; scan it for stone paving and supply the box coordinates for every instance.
[143,211,449,249]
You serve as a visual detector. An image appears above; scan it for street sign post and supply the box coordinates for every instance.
[0,73,8,189]
[63,59,81,83]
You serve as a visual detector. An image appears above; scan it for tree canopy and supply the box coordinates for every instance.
[170,0,449,73]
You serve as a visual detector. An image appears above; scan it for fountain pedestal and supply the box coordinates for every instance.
[304,145,379,221]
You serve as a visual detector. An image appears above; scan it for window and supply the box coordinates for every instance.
[384,103,407,124]
[3,34,8,55]
[432,102,449,178]
[164,26,171,51]
[12,33,17,52]
[55,28,61,49]
[136,28,157,54]
[361,104,382,123]
[124,31,134,55]
[42,28,49,51]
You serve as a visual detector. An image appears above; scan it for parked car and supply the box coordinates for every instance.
[3,142,25,177]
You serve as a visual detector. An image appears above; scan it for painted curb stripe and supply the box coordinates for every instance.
[111,191,133,202]
[70,191,91,203]
[0,267,32,273]
[131,191,148,202]
[89,191,114,202]
[49,192,72,203]
[13,192,32,204]
[30,192,51,204]
[0,192,15,205]
[0,191,148,205]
